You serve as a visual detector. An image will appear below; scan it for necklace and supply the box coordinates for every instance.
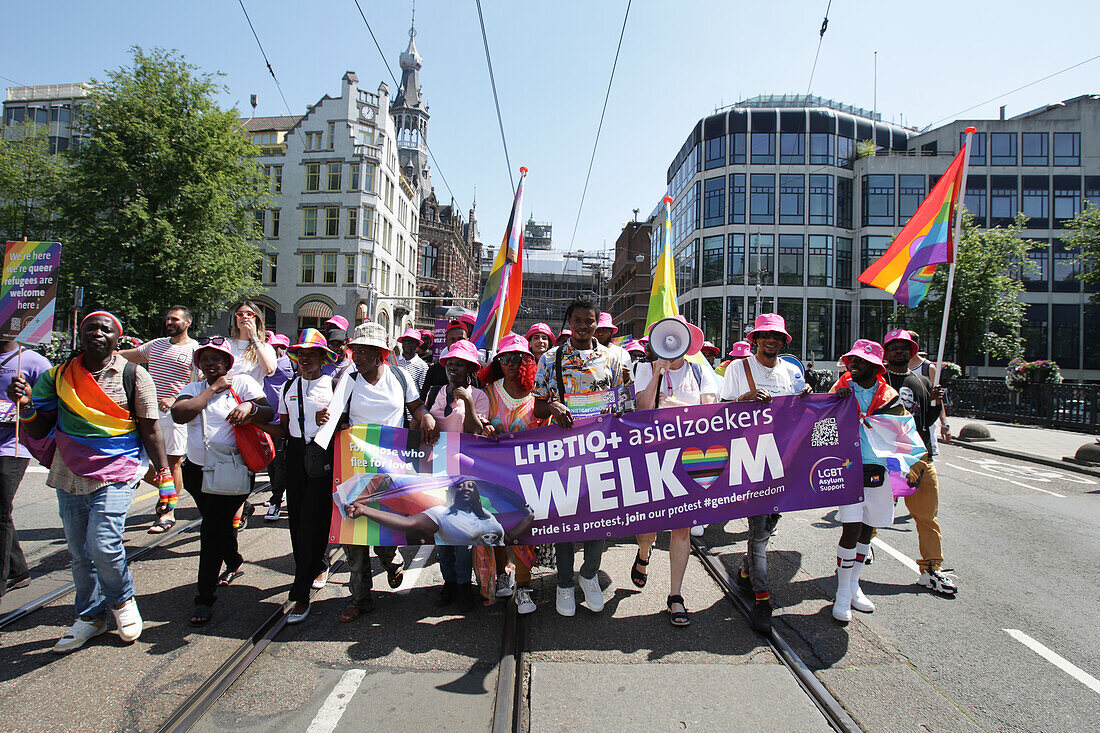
[88,354,116,377]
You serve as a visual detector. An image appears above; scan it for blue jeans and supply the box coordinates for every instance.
[555,540,605,589]
[56,480,137,619]
[436,545,472,584]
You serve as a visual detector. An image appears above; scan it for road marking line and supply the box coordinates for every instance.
[944,462,1065,497]
[396,545,435,596]
[306,668,367,733]
[26,466,47,474]
[870,537,920,575]
[134,490,157,504]
[1003,629,1100,696]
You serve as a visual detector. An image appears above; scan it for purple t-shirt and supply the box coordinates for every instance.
[0,347,52,459]
[263,355,295,425]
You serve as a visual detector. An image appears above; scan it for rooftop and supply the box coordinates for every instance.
[6,83,89,102]
[240,115,302,132]
[722,94,881,121]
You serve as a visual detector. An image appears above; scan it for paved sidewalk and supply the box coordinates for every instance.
[950,417,1100,475]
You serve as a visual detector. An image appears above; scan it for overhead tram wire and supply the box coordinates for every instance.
[566,0,633,253]
[806,0,833,94]
[237,0,307,149]
[921,51,1100,131]
[474,0,515,194]
[351,0,462,212]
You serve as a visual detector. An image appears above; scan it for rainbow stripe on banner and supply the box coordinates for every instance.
[1,241,62,344]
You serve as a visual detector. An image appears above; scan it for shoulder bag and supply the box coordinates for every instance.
[229,386,275,472]
[200,403,250,495]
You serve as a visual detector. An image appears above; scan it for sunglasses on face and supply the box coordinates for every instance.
[236,311,255,318]
[498,354,525,366]
[199,336,227,346]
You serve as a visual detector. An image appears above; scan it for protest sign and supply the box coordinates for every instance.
[0,241,62,343]
[432,318,449,358]
[330,394,863,545]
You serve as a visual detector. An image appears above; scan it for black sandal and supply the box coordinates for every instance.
[667,595,690,626]
[147,517,175,534]
[218,569,244,586]
[630,551,649,588]
[190,605,213,626]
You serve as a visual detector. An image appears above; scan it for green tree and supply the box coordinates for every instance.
[901,211,1034,366]
[1064,201,1100,302]
[60,47,268,336]
[0,121,66,242]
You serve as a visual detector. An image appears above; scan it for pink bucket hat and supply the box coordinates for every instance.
[456,312,477,329]
[324,315,349,333]
[525,323,554,341]
[701,340,720,356]
[194,336,235,368]
[595,312,618,334]
[728,340,752,358]
[746,313,792,344]
[420,329,434,343]
[496,333,532,358]
[288,328,337,365]
[841,339,886,373]
[625,341,646,354]
[883,328,918,359]
[398,328,422,343]
[557,328,572,341]
[447,319,470,336]
[268,333,291,349]
[440,339,481,367]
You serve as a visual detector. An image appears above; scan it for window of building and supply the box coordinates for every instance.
[1022,175,1049,228]
[859,301,892,349]
[327,162,342,191]
[1053,132,1080,166]
[674,239,698,293]
[779,133,805,165]
[358,125,374,146]
[897,175,925,222]
[809,175,834,226]
[324,207,339,237]
[961,131,986,165]
[305,163,320,192]
[990,176,1018,227]
[729,174,745,224]
[729,132,746,164]
[810,133,834,166]
[360,252,372,285]
[779,174,805,225]
[991,132,1017,165]
[1086,305,1100,370]
[703,176,725,227]
[1051,303,1079,368]
[1022,132,1048,166]
[727,233,745,283]
[420,241,438,278]
[701,298,723,348]
[860,236,891,277]
[300,252,315,283]
[837,177,853,228]
[1086,176,1100,208]
[1022,303,1048,361]
[271,209,280,237]
[363,163,376,193]
[1052,239,1080,292]
[344,254,356,285]
[806,299,833,361]
[702,235,724,284]
[778,298,803,357]
[835,237,853,289]
[327,122,336,150]
[965,175,987,226]
[1053,175,1081,228]
[253,209,265,235]
[262,253,277,284]
[749,234,774,284]
[808,235,832,287]
[362,207,374,239]
[778,235,804,286]
[837,135,855,169]
[322,252,337,284]
[303,207,318,237]
[834,300,852,360]
[1023,240,1049,292]
[751,133,775,164]
[349,162,360,190]
[3,106,24,124]
[726,296,745,343]
[305,131,323,150]
[704,136,725,169]
[348,207,359,237]
[750,174,775,224]
[862,175,895,226]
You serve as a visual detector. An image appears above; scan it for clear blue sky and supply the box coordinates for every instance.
[5,1,1099,258]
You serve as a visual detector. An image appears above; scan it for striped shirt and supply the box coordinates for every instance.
[136,337,197,402]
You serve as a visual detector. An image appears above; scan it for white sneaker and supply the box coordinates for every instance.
[495,572,515,598]
[112,598,143,642]
[265,503,281,521]
[690,525,704,537]
[918,568,958,596]
[578,575,605,613]
[555,586,576,617]
[312,571,328,590]
[850,585,875,613]
[53,617,108,654]
[514,587,536,615]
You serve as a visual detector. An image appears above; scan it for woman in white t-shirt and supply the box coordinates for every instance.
[631,346,717,627]
[255,328,338,625]
[172,338,273,627]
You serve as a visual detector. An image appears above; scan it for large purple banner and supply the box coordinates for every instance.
[332,395,864,545]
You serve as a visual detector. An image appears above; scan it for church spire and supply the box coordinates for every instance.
[392,4,430,195]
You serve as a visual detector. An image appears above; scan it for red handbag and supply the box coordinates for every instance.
[229,388,276,472]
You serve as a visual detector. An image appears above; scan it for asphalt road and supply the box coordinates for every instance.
[0,445,1096,731]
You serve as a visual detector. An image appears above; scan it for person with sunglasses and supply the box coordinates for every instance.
[421,339,488,612]
[477,333,546,614]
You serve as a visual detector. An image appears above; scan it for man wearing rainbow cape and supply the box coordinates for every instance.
[8,311,172,653]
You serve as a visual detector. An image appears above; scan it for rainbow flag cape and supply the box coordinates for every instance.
[858,144,968,306]
[471,168,527,351]
[28,359,144,482]
[645,196,679,331]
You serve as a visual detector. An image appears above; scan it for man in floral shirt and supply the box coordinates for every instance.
[533,298,626,618]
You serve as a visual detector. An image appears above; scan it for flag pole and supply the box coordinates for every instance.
[932,125,976,393]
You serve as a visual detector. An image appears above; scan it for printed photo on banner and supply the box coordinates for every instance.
[565,384,636,421]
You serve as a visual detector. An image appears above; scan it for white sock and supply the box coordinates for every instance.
[852,542,871,590]
[836,544,857,599]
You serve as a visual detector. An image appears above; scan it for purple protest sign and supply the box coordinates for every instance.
[432,318,449,358]
[1,241,62,343]
[331,395,864,546]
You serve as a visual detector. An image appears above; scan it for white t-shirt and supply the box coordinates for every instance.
[635,360,718,408]
[228,338,277,383]
[279,375,335,441]
[176,374,266,466]
[719,357,802,400]
[423,505,506,546]
[345,364,419,427]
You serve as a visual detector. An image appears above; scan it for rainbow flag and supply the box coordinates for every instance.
[645,196,679,331]
[471,168,527,351]
[858,144,969,306]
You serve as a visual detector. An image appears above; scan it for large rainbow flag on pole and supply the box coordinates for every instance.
[471,167,527,351]
[645,196,679,330]
[858,141,970,306]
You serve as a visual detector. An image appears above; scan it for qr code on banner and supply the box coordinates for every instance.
[810,417,839,447]
[8,318,19,332]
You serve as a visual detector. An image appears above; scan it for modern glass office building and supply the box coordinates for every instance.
[659,94,1099,380]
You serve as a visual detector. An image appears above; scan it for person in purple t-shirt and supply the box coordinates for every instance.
[0,339,51,595]
[263,334,294,521]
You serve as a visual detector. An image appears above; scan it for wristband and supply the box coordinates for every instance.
[18,407,37,422]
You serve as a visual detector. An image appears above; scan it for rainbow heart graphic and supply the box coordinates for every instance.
[681,446,729,489]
